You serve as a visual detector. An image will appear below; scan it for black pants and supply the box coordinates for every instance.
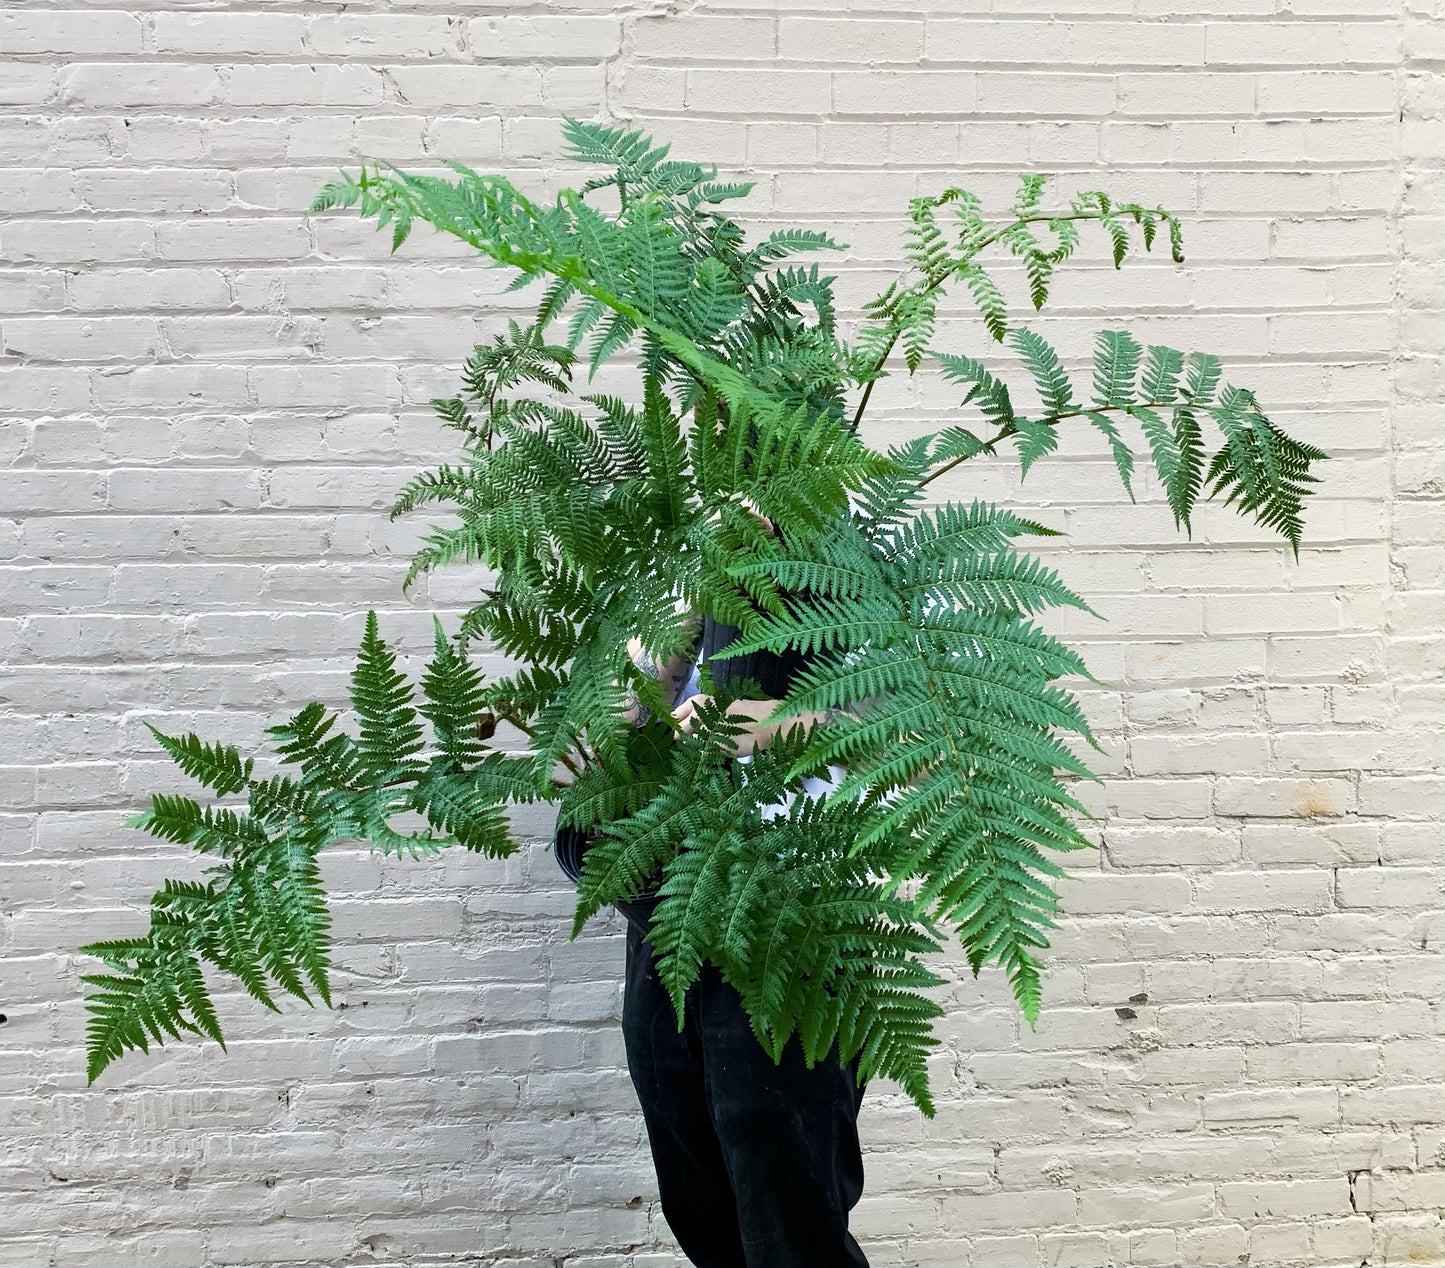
[620,908,870,1268]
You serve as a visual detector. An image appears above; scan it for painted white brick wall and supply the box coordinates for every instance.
[2,1,1441,1264]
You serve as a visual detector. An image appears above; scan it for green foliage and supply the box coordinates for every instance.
[86,118,1326,1114]
[80,616,536,1082]
[934,326,1323,554]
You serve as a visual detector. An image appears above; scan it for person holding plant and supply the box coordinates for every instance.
[80,120,1322,1268]
[596,612,869,1268]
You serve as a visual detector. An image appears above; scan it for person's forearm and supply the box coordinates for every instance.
[621,613,702,725]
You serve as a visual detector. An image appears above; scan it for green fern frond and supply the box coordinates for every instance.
[1204,388,1327,557]
[1012,173,1047,218]
[1141,344,1184,404]
[419,618,489,769]
[351,611,426,782]
[143,726,253,797]
[1009,328,1072,417]
[934,352,1016,435]
[1091,330,1141,409]
[959,263,1008,342]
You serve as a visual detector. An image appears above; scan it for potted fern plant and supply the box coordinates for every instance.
[80,120,1323,1118]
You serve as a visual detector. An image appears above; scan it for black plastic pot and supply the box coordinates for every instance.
[552,821,661,935]
[553,821,592,884]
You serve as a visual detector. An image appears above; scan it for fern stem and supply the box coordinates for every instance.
[849,212,1127,433]
[493,702,541,742]
[849,378,880,432]
[917,399,1180,490]
[918,423,1014,489]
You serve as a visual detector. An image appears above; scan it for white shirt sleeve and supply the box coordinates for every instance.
[676,661,703,706]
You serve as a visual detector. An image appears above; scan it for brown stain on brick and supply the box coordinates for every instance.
[1291,786,1345,817]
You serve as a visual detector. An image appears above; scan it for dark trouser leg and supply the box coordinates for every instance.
[622,917,748,1268]
[696,963,869,1268]
[620,917,870,1268]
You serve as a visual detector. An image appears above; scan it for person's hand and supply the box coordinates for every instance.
[672,694,784,757]
[673,695,839,757]
[738,497,773,534]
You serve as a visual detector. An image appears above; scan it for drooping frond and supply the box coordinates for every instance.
[83,616,535,1083]
[931,327,1325,541]
[1204,386,1327,557]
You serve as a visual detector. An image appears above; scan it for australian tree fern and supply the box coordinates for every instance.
[83,119,1326,1115]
